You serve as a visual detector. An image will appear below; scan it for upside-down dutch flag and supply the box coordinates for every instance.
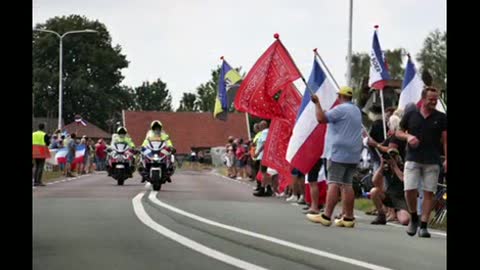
[55,144,86,164]
[368,26,390,90]
[55,147,68,164]
[399,55,446,113]
[74,144,86,164]
[75,115,87,126]
[286,58,338,174]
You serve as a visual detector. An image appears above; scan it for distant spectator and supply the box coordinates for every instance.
[235,138,248,180]
[48,135,59,149]
[65,133,77,177]
[32,123,50,186]
[95,139,107,171]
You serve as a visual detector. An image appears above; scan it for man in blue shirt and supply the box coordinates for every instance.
[307,86,362,228]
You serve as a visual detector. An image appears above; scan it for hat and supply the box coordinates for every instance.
[338,86,353,97]
[150,120,163,129]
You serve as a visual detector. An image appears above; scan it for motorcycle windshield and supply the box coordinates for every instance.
[148,140,164,151]
[113,143,129,153]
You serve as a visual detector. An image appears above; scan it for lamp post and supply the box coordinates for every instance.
[33,29,98,130]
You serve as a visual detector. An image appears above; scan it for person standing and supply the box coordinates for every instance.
[396,87,447,238]
[307,86,363,228]
[32,123,50,186]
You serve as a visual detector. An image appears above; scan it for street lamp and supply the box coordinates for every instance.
[346,0,353,87]
[33,28,98,130]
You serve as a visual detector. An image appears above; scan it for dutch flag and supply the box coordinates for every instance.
[368,26,391,90]
[400,55,446,113]
[286,58,338,174]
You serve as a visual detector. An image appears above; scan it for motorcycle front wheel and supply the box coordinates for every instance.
[152,170,162,191]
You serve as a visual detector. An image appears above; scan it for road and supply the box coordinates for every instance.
[33,170,446,270]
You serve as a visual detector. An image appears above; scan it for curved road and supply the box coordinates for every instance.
[33,170,446,270]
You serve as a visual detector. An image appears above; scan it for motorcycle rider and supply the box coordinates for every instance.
[108,126,136,177]
[140,120,176,182]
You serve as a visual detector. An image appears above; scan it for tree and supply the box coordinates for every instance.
[350,52,370,91]
[416,29,446,92]
[195,67,221,112]
[33,15,130,130]
[384,48,406,80]
[177,93,199,112]
[133,79,173,111]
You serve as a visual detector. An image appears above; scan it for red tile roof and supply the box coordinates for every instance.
[124,111,250,154]
[64,121,110,139]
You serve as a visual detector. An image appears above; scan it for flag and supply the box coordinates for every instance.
[234,39,301,119]
[55,144,86,164]
[261,84,302,176]
[74,144,86,164]
[400,56,446,113]
[286,59,338,174]
[75,115,87,126]
[213,60,242,120]
[55,147,68,164]
[368,27,390,90]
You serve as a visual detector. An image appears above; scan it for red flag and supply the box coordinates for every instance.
[234,39,301,119]
[261,84,302,176]
[261,118,293,177]
[278,83,302,124]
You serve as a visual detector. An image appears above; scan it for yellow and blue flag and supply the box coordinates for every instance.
[214,60,242,120]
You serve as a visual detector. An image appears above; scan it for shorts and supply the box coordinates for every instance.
[326,160,357,186]
[404,161,440,192]
[307,158,324,183]
[67,153,75,164]
[236,159,246,168]
[291,168,305,178]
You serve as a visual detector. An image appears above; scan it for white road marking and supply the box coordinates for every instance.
[132,193,268,270]
[148,191,393,270]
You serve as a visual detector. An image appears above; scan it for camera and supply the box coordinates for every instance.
[381,151,391,160]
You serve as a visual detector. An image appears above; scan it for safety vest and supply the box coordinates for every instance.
[32,131,50,159]
[113,136,135,148]
[142,131,173,147]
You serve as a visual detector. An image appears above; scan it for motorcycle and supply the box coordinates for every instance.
[140,139,175,191]
[107,142,134,186]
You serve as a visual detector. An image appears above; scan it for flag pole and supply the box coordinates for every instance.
[346,0,353,87]
[245,113,252,140]
[314,49,341,90]
[379,88,388,140]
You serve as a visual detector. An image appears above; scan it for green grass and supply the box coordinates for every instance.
[178,161,213,171]
[354,198,375,212]
[217,167,228,176]
[42,170,64,183]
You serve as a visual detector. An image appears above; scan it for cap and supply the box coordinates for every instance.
[338,86,353,97]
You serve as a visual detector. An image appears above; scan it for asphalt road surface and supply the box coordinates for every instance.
[33,170,446,270]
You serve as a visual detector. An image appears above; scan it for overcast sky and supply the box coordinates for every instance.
[33,0,446,109]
